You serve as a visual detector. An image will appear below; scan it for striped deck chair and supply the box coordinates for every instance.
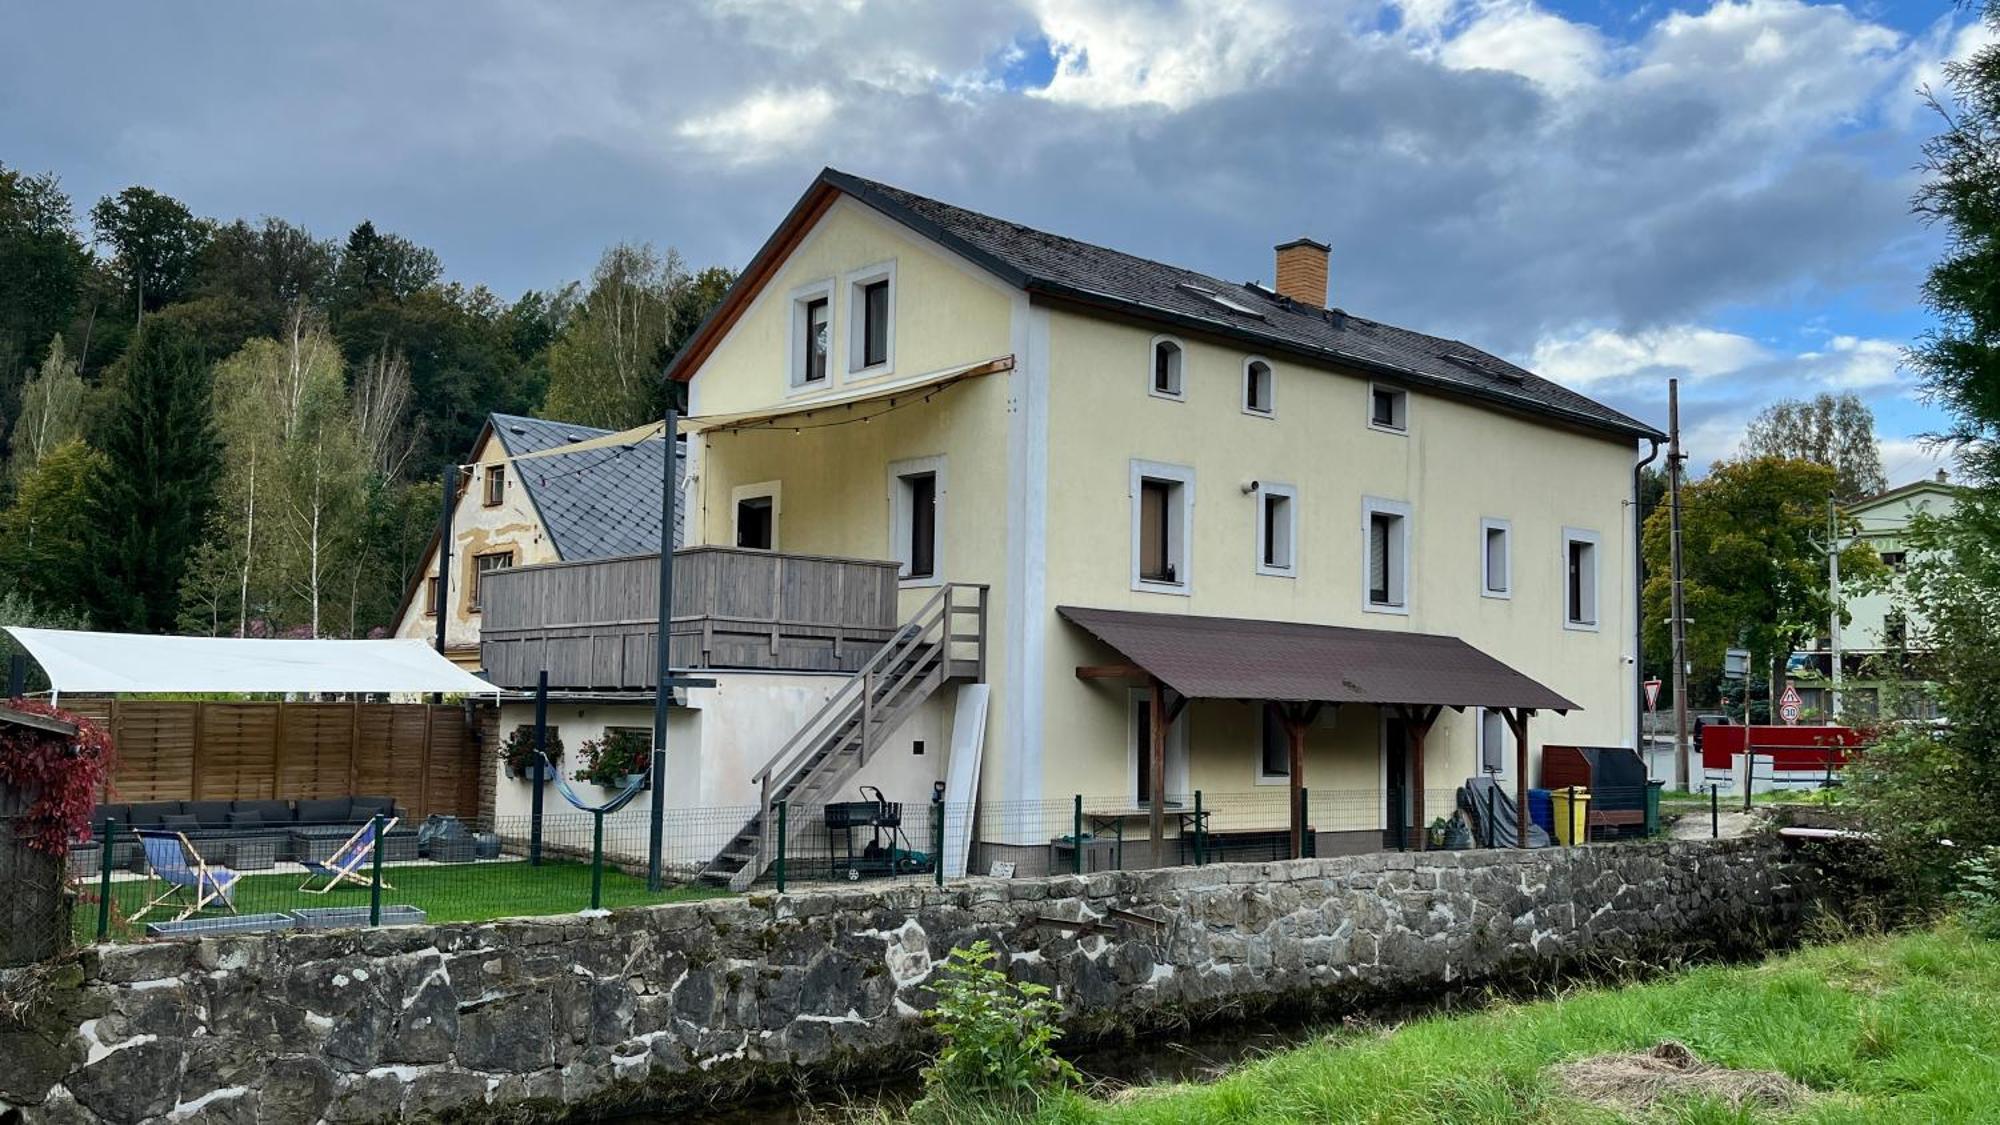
[298,817,398,894]
[130,830,240,923]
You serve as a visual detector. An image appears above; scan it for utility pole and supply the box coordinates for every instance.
[432,464,457,706]
[1827,494,1843,720]
[1668,380,1690,792]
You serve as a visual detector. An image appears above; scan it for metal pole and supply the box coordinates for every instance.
[1072,794,1083,876]
[1299,787,1311,858]
[1667,380,1691,792]
[7,653,24,698]
[432,464,455,705]
[1711,783,1719,838]
[368,814,385,926]
[932,797,944,888]
[96,819,116,941]
[1193,790,1204,865]
[775,800,788,893]
[1827,495,1843,720]
[591,812,605,910]
[648,408,679,892]
[530,670,548,865]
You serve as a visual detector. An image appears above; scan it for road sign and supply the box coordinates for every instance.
[1723,648,1751,679]
[1644,679,1662,711]
[1779,680,1803,726]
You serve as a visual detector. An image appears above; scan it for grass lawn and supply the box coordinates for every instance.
[77,859,731,943]
[988,926,2000,1124]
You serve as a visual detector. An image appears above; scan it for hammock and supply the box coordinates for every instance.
[539,750,650,815]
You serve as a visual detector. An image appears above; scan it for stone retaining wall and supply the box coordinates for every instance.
[2,838,1813,1123]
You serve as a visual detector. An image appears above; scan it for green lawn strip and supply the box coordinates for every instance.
[77,860,730,942]
[1021,927,2000,1125]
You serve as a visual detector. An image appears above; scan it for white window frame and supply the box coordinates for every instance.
[887,454,945,588]
[1255,481,1298,578]
[1241,356,1275,417]
[844,260,896,377]
[1478,707,1510,779]
[1562,526,1601,632]
[787,278,836,392]
[1367,382,1408,434]
[1256,705,1291,786]
[1480,517,1512,600]
[1147,335,1187,401]
[1130,459,1195,595]
[1361,496,1411,615]
[1125,687,1190,806]
[730,480,782,551]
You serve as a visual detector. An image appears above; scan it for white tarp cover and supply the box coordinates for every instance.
[4,627,498,695]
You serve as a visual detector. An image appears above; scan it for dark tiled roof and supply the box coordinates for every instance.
[822,169,1660,441]
[489,413,684,560]
[1058,605,1579,711]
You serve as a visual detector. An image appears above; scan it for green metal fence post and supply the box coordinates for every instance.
[931,799,944,888]
[1193,791,1204,866]
[1300,787,1313,858]
[1711,783,1719,839]
[368,814,385,926]
[590,811,605,911]
[1072,794,1083,876]
[775,800,788,893]
[96,819,116,941]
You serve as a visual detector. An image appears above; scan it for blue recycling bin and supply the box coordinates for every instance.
[1527,788,1554,836]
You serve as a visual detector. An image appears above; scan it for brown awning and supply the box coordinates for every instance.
[1058,605,1577,712]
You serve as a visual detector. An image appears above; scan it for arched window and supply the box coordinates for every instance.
[1150,336,1184,398]
[1243,358,1274,415]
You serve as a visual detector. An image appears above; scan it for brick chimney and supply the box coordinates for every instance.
[1273,237,1330,307]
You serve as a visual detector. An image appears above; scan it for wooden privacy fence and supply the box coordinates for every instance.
[60,700,486,820]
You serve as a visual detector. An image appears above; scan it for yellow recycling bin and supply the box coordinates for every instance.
[1549,787,1592,845]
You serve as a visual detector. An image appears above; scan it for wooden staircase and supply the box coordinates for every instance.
[699,583,988,890]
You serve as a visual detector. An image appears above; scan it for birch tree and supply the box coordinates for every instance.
[8,333,84,479]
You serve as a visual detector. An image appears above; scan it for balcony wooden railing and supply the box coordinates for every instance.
[479,547,903,689]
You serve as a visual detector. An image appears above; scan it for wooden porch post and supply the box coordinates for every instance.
[1399,704,1440,850]
[1149,677,1168,855]
[1505,707,1533,849]
[1280,701,1320,860]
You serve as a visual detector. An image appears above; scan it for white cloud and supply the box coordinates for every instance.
[1877,436,1957,487]
[675,88,838,164]
[1433,2,1610,93]
[1795,335,1904,391]
[1530,325,1770,388]
[1026,0,1333,109]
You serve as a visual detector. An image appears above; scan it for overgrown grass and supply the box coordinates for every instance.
[75,859,730,943]
[919,926,2000,1124]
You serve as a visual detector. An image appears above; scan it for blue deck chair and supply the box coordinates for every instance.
[299,816,398,894]
[130,830,240,923]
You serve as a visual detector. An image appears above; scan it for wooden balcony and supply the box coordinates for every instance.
[479,547,903,690]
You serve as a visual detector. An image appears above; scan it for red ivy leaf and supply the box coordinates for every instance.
[0,698,115,858]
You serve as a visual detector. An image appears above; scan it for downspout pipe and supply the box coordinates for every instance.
[1633,437,1662,754]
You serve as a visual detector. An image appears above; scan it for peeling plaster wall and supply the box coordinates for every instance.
[3,838,1813,1124]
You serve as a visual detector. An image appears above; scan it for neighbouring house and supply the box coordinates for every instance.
[1792,471,1958,721]
[480,168,1661,886]
[390,412,682,670]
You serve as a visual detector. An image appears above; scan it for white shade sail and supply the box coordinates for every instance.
[5,628,499,696]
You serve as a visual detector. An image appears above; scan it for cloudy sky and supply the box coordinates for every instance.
[4,0,1984,481]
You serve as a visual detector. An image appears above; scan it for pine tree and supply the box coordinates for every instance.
[87,318,221,631]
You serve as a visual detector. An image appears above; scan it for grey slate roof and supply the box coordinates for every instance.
[821,168,1661,441]
[489,413,684,560]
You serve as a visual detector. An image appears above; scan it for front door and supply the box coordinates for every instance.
[1383,714,1410,846]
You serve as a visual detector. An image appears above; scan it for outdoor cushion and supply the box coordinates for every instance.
[226,811,264,828]
[161,813,201,830]
[348,795,396,819]
[184,800,234,828]
[294,797,352,824]
[90,804,131,832]
[233,799,295,824]
[127,802,181,827]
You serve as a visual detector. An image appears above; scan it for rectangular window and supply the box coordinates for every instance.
[906,472,936,578]
[736,496,774,550]
[1481,518,1511,597]
[425,576,440,616]
[1480,709,1507,775]
[1257,483,1296,576]
[1243,359,1273,415]
[1140,481,1172,581]
[470,551,513,612]
[1370,384,1407,432]
[861,280,889,368]
[888,456,943,583]
[1364,500,1409,611]
[483,464,505,507]
[803,296,829,384]
[1131,460,1194,592]
[1259,707,1290,782]
[1564,528,1599,629]
[1879,550,1907,571]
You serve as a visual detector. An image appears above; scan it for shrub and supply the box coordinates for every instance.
[914,940,1077,1118]
[0,700,114,856]
[573,728,650,788]
[1954,847,2000,939]
[500,724,562,776]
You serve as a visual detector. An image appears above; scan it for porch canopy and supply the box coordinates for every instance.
[1057,606,1577,855]
[5,627,498,697]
